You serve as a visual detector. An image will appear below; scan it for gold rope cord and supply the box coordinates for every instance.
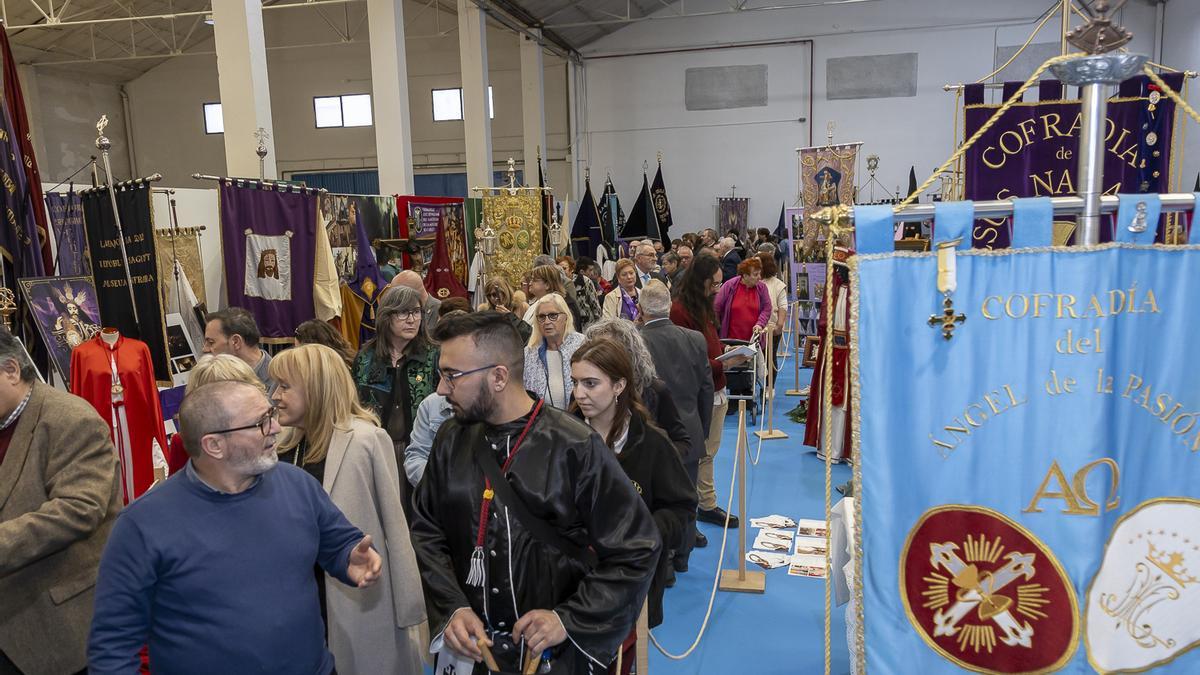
[821,227,839,674]
[898,52,1086,212]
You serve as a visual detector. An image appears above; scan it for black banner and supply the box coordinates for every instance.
[83,184,171,383]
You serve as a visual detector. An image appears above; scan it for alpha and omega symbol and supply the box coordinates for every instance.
[900,506,1078,673]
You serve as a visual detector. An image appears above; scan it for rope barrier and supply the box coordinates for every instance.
[1144,66,1200,126]
[649,415,743,660]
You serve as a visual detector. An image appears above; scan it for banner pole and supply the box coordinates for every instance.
[95,115,140,325]
[756,329,789,440]
[719,399,766,593]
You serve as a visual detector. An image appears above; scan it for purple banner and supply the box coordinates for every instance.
[46,191,88,276]
[963,75,1179,248]
[219,183,318,340]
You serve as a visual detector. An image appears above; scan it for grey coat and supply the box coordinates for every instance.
[323,418,428,674]
[0,382,121,675]
[640,319,714,464]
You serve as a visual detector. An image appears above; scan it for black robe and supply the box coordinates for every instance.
[410,403,661,673]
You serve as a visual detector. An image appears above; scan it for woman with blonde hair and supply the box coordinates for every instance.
[479,276,532,343]
[165,354,266,474]
[522,292,585,409]
[602,258,641,321]
[270,344,427,674]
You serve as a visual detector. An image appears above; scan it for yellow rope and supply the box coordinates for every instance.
[1145,66,1200,127]
[975,1,1061,84]
[821,236,836,675]
[895,52,1085,211]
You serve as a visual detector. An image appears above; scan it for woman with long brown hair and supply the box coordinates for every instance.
[479,276,532,343]
[269,344,426,674]
[569,338,695,632]
[521,264,567,325]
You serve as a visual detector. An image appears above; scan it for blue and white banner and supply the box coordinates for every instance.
[853,197,1200,673]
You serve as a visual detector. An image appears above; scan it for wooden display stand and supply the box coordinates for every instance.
[755,330,789,440]
[785,311,805,397]
[719,400,767,594]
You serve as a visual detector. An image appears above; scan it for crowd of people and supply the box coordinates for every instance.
[0,226,790,675]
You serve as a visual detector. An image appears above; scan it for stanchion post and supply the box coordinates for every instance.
[720,400,766,594]
[786,309,803,396]
[755,329,789,440]
[636,600,649,674]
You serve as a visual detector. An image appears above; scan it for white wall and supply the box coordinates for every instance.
[31,68,133,185]
[578,0,1163,235]
[118,2,571,193]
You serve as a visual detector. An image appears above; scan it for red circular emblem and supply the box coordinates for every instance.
[899,505,1079,674]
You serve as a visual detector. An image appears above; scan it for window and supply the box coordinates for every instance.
[313,94,374,128]
[203,102,223,134]
[432,86,494,121]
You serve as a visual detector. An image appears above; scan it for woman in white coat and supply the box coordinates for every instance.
[270,344,427,673]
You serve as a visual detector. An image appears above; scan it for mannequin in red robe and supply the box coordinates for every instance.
[71,330,168,503]
[423,212,470,302]
[803,250,853,463]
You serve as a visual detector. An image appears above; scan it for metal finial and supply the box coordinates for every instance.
[95,115,111,152]
[1068,0,1132,54]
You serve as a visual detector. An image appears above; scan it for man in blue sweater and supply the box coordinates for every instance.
[88,381,383,674]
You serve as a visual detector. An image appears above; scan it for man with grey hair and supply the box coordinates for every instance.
[0,327,120,675]
[633,243,669,288]
[717,236,742,282]
[89,380,383,674]
[638,280,714,553]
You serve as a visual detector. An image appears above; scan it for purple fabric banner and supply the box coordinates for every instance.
[46,191,88,276]
[219,183,319,340]
[963,75,1179,248]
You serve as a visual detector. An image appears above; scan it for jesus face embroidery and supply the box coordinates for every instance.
[244,233,292,301]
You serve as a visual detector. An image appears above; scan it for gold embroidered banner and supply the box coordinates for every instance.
[155,227,206,307]
[482,192,542,289]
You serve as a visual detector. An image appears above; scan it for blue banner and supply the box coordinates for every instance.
[854,200,1200,673]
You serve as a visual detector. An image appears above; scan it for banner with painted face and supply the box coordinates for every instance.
[850,197,1200,674]
[962,74,1183,249]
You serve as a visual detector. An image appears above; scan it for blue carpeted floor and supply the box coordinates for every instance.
[648,367,851,674]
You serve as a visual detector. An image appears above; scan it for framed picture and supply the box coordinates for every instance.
[18,275,104,383]
[165,313,199,385]
[796,272,810,301]
[802,335,821,368]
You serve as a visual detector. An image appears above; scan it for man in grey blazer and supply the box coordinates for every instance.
[0,327,120,675]
[638,281,714,562]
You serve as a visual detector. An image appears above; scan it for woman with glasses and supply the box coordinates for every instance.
[270,344,427,675]
[522,292,585,409]
[521,264,568,325]
[671,253,750,529]
[479,277,532,344]
[601,258,641,321]
[165,354,266,475]
[351,286,440,480]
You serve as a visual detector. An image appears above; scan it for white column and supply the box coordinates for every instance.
[367,0,415,195]
[212,0,277,179]
[458,0,493,189]
[520,30,547,181]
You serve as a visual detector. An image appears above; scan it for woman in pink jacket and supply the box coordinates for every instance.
[713,256,772,348]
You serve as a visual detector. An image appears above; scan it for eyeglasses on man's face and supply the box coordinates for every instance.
[438,363,498,390]
[209,407,279,438]
[536,312,564,324]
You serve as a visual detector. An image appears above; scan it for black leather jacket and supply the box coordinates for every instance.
[410,402,661,672]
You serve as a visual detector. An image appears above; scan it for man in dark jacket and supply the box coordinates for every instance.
[638,281,715,557]
[412,312,660,673]
[717,237,742,282]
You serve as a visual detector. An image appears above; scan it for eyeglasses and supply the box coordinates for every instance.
[209,407,279,438]
[536,312,564,323]
[393,309,422,322]
[711,281,723,289]
[438,363,498,390]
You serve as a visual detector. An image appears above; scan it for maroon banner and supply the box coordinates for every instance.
[963,75,1181,248]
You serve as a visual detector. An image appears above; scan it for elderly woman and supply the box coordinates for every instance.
[758,252,788,374]
[602,258,640,321]
[165,354,265,474]
[713,256,773,346]
[523,292,585,409]
[351,285,440,474]
[270,344,426,674]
